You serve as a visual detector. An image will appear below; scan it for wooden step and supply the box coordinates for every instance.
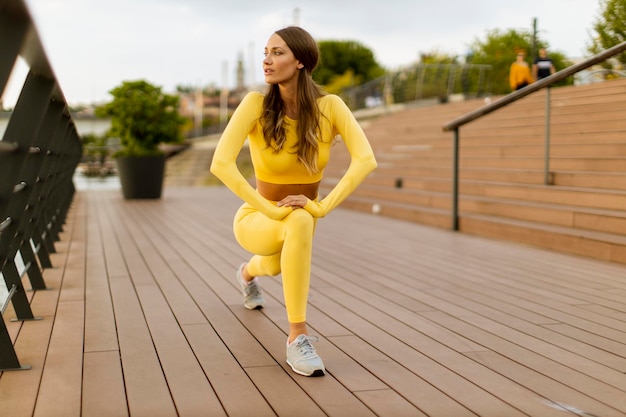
[460,195,626,235]
[460,181,626,212]
[552,171,626,190]
[459,214,626,264]
[337,195,452,229]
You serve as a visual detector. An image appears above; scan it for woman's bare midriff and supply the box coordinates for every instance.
[257,179,320,201]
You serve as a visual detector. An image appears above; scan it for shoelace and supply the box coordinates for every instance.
[244,280,260,297]
[295,336,319,359]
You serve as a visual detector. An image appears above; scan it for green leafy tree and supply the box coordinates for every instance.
[588,0,626,67]
[323,69,358,95]
[96,80,185,156]
[314,40,386,90]
[468,28,571,94]
[419,50,459,65]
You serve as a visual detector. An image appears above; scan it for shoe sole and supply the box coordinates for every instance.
[244,303,263,310]
[287,360,326,377]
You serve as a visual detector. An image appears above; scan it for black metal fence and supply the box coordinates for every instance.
[0,0,82,370]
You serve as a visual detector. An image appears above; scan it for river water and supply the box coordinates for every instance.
[73,171,120,190]
[0,115,111,138]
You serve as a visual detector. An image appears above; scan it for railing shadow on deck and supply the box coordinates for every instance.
[0,0,82,370]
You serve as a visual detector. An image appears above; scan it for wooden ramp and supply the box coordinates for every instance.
[2,187,626,417]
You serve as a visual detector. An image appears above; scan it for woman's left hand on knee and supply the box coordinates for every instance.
[276,194,309,209]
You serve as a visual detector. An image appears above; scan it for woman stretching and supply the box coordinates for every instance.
[210,26,377,377]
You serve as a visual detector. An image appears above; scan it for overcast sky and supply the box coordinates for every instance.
[3,0,601,106]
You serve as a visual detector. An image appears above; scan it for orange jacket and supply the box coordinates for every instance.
[509,62,533,90]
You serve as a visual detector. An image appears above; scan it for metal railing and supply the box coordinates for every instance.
[343,63,493,111]
[442,41,626,231]
[0,0,82,371]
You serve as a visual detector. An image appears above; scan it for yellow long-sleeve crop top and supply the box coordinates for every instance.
[210,91,377,220]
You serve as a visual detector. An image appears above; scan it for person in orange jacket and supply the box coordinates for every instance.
[510,50,533,91]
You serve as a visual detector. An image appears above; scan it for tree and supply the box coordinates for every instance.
[468,28,571,94]
[588,0,626,67]
[96,80,185,156]
[314,40,386,91]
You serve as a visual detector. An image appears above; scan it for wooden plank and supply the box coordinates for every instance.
[32,197,86,417]
[182,323,276,417]
[308,282,530,417]
[426,287,626,376]
[354,389,429,417]
[104,196,228,416]
[34,300,85,417]
[134,283,226,417]
[246,366,327,417]
[464,350,626,417]
[82,351,128,417]
[112,203,208,326]
[84,195,119,353]
[421,310,626,413]
[108,275,178,417]
[126,213,278,369]
[327,335,477,417]
[92,192,130,279]
[312,208,624,412]
[232,306,379,417]
[0,318,54,417]
[543,323,626,360]
[9,185,626,417]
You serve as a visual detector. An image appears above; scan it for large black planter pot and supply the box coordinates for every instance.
[115,154,165,199]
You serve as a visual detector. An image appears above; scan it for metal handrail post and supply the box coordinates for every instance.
[452,128,460,231]
[447,65,457,97]
[544,87,552,185]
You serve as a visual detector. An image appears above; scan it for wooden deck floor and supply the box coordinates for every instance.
[2,186,626,417]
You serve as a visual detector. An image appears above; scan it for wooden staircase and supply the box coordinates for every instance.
[321,78,626,264]
[164,138,221,187]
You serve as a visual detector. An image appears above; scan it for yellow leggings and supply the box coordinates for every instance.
[233,202,317,323]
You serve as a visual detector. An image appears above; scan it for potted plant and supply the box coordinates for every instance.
[96,80,185,199]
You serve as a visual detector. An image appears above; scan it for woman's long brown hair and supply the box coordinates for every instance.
[261,26,326,174]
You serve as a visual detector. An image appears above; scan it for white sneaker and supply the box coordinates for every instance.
[236,263,264,310]
[286,335,326,377]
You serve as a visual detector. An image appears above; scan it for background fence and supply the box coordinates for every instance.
[343,63,493,110]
